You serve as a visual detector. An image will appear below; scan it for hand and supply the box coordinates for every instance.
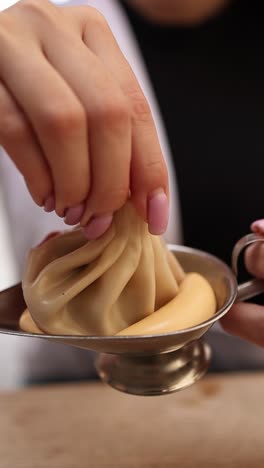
[221,220,264,347]
[0,0,169,239]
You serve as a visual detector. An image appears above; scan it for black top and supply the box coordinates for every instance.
[120,0,264,265]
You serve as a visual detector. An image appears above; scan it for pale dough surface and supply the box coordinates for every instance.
[21,203,187,336]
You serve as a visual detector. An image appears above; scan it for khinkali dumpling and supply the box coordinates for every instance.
[20,203,190,336]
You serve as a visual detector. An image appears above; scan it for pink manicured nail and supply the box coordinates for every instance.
[148,190,169,235]
[251,219,264,236]
[83,214,113,240]
[44,195,55,213]
[64,203,85,226]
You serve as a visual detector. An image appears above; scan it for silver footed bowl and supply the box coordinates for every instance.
[0,233,264,396]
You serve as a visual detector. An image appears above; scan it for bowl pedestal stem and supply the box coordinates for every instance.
[96,339,211,396]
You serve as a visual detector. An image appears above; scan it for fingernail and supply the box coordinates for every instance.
[64,203,85,226]
[44,195,55,213]
[251,219,264,236]
[148,189,169,235]
[83,214,113,240]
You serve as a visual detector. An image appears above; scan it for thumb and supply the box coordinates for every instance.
[221,302,264,348]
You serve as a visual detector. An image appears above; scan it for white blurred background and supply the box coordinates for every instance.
[0,183,24,389]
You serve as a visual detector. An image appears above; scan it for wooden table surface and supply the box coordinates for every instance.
[0,373,264,468]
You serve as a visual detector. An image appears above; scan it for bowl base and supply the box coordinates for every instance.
[96,339,211,396]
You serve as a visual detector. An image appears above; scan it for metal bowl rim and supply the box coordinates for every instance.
[6,244,237,343]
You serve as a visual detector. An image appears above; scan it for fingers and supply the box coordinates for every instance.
[243,219,264,278]
[0,51,89,216]
[40,17,131,232]
[251,219,264,236]
[221,218,264,347]
[0,80,52,206]
[245,243,264,279]
[1,2,132,232]
[0,3,90,216]
[1,2,169,238]
[75,6,169,233]
[128,90,169,234]
[39,17,132,224]
[79,104,131,226]
[221,302,264,348]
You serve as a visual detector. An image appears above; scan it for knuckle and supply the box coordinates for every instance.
[0,112,27,140]
[94,97,130,128]
[17,0,58,27]
[85,7,108,30]
[0,11,15,31]
[145,157,167,180]
[130,89,152,123]
[41,103,86,136]
[0,12,19,43]
[18,0,52,15]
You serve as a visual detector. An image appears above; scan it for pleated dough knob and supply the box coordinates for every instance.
[21,203,187,336]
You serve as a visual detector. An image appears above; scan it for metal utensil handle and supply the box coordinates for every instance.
[232,233,264,302]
